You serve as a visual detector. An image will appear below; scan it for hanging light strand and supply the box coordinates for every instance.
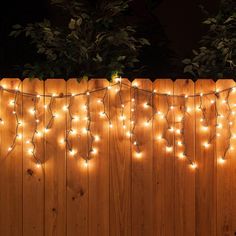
[65,95,74,152]
[6,84,21,156]
[45,96,55,131]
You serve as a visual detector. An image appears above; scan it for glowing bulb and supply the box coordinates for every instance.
[231,111,236,115]
[216,133,221,137]
[157,135,162,141]
[166,146,173,152]
[175,129,181,135]
[97,99,102,104]
[73,116,80,122]
[210,100,215,104]
[107,86,111,90]
[18,121,23,126]
[82,105,87,111]
[132,82,138,87]
[44,128,49,133]
[114,77,121,83]
[203,142,210,148]
[83,160,89,168]
[109,123,113,128]
[29,108,36,115]
[59,138,65,144]
[143,103,149,109]
[216,123,223,129]
[179,152,186,159]
[170,106,174,110]
[26,140,31,144]
[36,162,41,168]
[36,119,40,123]
[218,157,225,164]
[169,127,175,133]
[53,113,59,119]
[229,122,233,126]
[94,135,100,142]
[190,162,197,169]
[70,129,77,135]
[232,134,236,139]
[123,124,126,129]
[16,134,22,140]
[12,111,16,114]
[144,121,150,127]
[177,141,183,146]
[131,108,134,112]
[44,105,47,109]
[8,147,12,151]
[91,148,98,155]
[36,94,40,98]
[135,152,142,158]
[153,89,157,94]
[185,95,188,98]
[200,93,203,97]
[121,104,125,108]
[126,131,131,137]
[69,149,76,156]
[52,93,57,97]
[99,111,106,117]
[9,100,15,106]
[62,105,69,111]
[36,131,42,137]
[230,146,234,151]
[133,141,137,146]
[131,98,135,102]
[27,148,34,155]
[86,91,90,96]
[82,128,87,134]
[202,126,209,131]
[222,100,226,104]
[0,119,4,125]
[119,115,126,121]
[187,107,192,113]
[196,106,201,112]
[232,87,236,92]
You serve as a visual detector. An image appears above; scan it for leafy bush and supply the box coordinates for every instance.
[10,0,150,80]
[183,0,236,78]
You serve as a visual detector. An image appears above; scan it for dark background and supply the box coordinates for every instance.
[0,0,220,78]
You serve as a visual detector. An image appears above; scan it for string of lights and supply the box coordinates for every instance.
[1,78,236,170]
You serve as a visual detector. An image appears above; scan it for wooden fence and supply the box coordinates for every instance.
[0,78,236,236]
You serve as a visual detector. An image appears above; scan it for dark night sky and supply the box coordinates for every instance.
[0,0,220,77]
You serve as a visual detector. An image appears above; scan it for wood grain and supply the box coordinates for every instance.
[88,79,109,236]
[0,79,23,236]
[174,79,195,236]
[153,79,175,236]
[45,79,67,236]
[109,79,131,236]
[22,79,45,235]
[66,79,88,236]
[195,79,217,236]
[131,79,153,236]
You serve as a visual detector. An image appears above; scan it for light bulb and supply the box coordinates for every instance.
[201,126,209,131]
[177,141,183,146]
[218,157,225,164]
[73,116,80,122]
[29,108,36,115]
[210,100,215,104]
[27,148,34,155]
[69,149,76,156]
[91,148,98,155]
[97,99,102,104]
[175,129,181,135]
[36,162,41,168]
[144,121,150,127]
[157,135,162,141]
[126,131,131,137]
[135,152,142,158]
[36,119,40,123]
[86,91,90,96]
[62,105,69,111]
[109,123,113,128]
[99,111,106,117]
[123,124,126,129]
[119,115,126,121]
[36,131,42,137]
[9,100,15,106]
[186,107,192,113]
[170,106,174,110]
[107,86,111,90]
[216,123,223,129]
[166,146,173,152]
[131,98,135,102]
[8,147,12,151]
[16,134,22,140]
[190,162,197,169]
[83,160,89,168]
[143,103,149,109]
[94,135,100,142]
[70,129,77,135]
[59,138,65,144]
[203,142,210,148]
[179,152,186,159]
[169,127,174,133]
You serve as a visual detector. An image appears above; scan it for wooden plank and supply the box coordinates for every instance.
[153,79,175,236]
[66,79,88,236]
[109,78,131,236]
[22,79,45,235]
[0,78,23,236]
[216,80,235,236]
[45,79,67,236]
[195,79,216,236]
[88,79,109,236]
[131,79,153,236]
[174,79,195,236]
